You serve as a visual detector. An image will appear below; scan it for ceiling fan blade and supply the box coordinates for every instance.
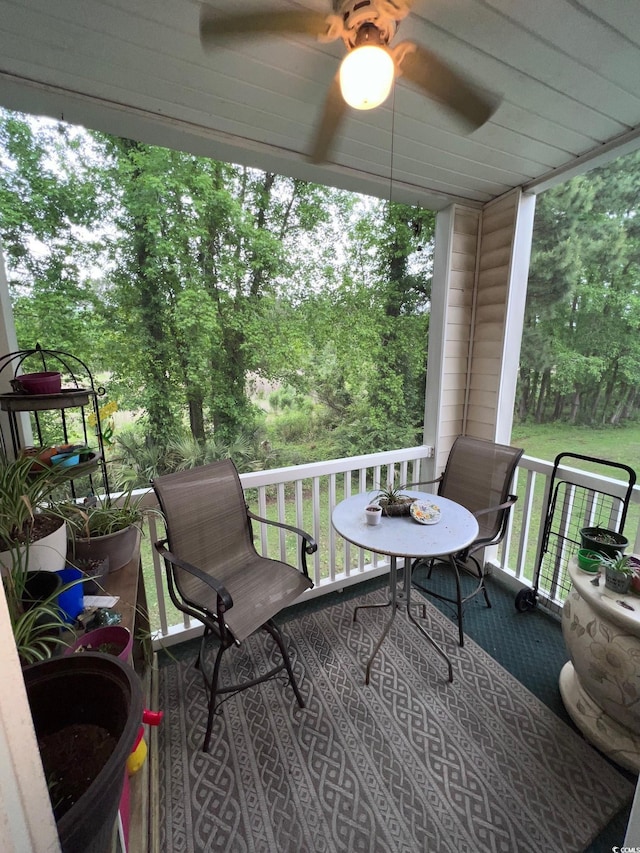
[309,73,347,164]
[397,43,498,130]
[200,6,330,45]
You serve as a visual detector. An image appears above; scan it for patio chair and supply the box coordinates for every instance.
[152,459,316,753]
[412,435,524,646]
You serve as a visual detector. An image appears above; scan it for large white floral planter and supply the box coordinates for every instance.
[560,557,640,773]
[0,518,67,575]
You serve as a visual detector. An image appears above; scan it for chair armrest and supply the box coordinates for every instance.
[405,476,442,489]
[154,539,233,610]
[472,494,518,519]
[247,511,317,555]
[246,511,317,580]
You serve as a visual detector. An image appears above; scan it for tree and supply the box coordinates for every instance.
[519,150,640,425]
[0,109,438,468]
[0,111,107,362]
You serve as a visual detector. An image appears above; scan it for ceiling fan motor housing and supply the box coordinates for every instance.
[338,0,410,48]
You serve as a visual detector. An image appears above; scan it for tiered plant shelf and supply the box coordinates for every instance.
[0,344,111,500]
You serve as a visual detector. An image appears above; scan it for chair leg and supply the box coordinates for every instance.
[264,621,305,709]
[468,554,492,609]
[203,640,226,754]
[195,626,211,672]
[449,556,465,647]
[199,621,305,752]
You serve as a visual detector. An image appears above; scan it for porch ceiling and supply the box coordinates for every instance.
[0,0,639,210]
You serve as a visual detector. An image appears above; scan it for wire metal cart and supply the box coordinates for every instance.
[515,452,636,613]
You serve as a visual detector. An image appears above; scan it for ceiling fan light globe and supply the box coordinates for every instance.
[339,46,394,110]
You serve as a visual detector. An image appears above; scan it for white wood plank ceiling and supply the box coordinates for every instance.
[0,0,639,210]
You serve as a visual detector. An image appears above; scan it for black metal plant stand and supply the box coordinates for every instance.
[0,344,111,499]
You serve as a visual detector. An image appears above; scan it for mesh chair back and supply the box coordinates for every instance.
[152,459,256,605]
[438,436,524,544]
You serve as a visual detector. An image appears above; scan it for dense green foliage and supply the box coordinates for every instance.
[2,107,640,483]
[0,110,433,479]
[519,151,640,425]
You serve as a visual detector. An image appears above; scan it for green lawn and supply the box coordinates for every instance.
[509,423,639,587]
[511,422,640,471]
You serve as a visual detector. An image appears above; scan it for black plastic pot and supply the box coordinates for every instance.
[74,555,110,594]
[579,526,628,559]
[21,570,62,610]
[23,653,143,853]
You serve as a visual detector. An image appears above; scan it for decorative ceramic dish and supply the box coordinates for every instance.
[410,501,441,525]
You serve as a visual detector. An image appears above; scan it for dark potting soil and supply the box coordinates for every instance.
[0,513,61,549]
[39,723,117,820]
[76,642,123,656]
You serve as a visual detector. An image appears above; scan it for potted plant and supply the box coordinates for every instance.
[23,652,144,853]
[0,453,69,575]
[373,481,416,516]
[64,624,133,661]
[0,454,90,663]
[60,488,146,573]
[599,552,634,594]
[3,568,72,664]
[579,525,628,560]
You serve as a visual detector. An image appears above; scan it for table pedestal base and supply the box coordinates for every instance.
[354,556,453,686]
[559,661,640,774]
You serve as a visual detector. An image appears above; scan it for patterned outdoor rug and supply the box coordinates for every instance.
[157,589,634,853]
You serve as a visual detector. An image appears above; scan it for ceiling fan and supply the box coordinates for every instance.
[199,0,498,163]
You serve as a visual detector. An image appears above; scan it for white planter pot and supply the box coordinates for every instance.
[0,519,67,575]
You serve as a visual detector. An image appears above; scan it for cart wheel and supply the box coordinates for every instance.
[515,588,537,612]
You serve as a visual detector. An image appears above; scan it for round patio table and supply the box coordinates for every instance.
[332,490,479,684]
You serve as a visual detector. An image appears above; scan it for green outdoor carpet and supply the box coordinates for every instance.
[156,584,634,852]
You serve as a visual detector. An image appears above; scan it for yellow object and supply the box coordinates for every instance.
[126,736,147,775]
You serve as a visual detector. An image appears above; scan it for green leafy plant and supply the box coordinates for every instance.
[56,489,146,540]
[373,480,412,505]
[0,454,68,552]
[373,483,414,506]
[0,454,87,663]
[4,572,78,664]
[597,552,634,575]
[587,528,623,546]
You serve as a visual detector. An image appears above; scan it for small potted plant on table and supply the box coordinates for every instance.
[374,481,415,517]
[579,526,628,559]
[599,552,634,594]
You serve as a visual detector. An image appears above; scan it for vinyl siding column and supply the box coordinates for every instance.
[425,190,536,474]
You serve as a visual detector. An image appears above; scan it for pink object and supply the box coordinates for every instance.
[64,625,133,661]
[142,709,164,725]
[119,771,131,851]
[17,371,62,394]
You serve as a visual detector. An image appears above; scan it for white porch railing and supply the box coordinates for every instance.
[142,448,640,648]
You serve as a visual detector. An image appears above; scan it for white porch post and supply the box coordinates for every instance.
[0,581,61,853]
[422,204,458,479]
[0,238,33,451]
[0,240,59,852]
[492,191,536,445]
